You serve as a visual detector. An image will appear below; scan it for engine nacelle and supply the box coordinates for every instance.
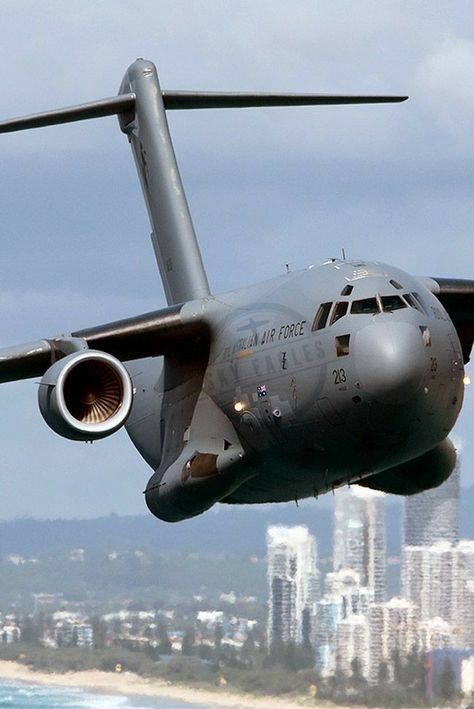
[38,350,133,441]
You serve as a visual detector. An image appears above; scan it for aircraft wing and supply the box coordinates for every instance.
[0,304,209,384]
[426,277,474,363]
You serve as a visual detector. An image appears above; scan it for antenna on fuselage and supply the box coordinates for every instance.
[0,59,407,305]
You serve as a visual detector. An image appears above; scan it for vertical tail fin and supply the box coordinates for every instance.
[119,60,210,305]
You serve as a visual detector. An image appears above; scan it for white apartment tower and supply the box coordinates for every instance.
[334,488,386,602]
[404,464,460,546]
[402,542,456,623]
[314,594,344,677]
[267,525,319,646]
[368,598,420,684]
[402,539,474,648]
[335,614,370,679]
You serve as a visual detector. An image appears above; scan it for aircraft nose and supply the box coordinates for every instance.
[354,321,426,403]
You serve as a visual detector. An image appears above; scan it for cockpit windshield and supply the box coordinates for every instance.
[330,301,349,325]
[351,298,380,315]
[381,295,407,312]
[312,302,332,331]
[312,288,426,331]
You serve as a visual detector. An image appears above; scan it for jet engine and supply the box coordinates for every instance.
[38,350,133,441]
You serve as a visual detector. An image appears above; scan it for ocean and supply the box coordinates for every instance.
[0,681,220,709]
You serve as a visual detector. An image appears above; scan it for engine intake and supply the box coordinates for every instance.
[38,350,133,441]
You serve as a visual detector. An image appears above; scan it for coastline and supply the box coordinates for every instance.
[0,660,347,709]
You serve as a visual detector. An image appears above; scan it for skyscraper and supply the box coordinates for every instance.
[314,594,344,676]
[404,464,460,546]
[267,525,319,646]
[334,488,386,601]
[402,542,456,623]
[402,539,474,648]
[335,614,370,679]
[368,598,420,684]
[325,568,374,617]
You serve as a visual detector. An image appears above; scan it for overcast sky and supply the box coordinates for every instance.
[0,1,472,519]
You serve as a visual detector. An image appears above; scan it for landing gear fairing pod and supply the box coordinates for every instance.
[0,60,472,521]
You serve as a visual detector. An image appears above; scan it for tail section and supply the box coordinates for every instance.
[118,60,210,305]
[0,58,407,306]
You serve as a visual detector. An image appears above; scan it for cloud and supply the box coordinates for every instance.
[414,38,474,148]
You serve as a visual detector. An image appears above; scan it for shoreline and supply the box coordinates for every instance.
[0,660,348,709]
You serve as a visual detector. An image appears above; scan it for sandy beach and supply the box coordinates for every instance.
[0,660,350,709]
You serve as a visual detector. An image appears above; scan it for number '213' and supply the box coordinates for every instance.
[333,368,346,385]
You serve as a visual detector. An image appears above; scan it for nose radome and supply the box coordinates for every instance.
[354,322,426,402]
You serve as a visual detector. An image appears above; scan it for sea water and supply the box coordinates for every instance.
[0,681,221,709]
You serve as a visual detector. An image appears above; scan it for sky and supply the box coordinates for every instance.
[0,0,472,519]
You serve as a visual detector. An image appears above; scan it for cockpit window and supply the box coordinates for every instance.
[335,334,350,357]
[419,325,432,347]
[330,301,349,325]
[381,295,407,312]
[351,297,380,315]
[404,293,423,312]
[412,292,428,314]
[340,284,353,296]
[312,302,332,331]
[390,279,403,290]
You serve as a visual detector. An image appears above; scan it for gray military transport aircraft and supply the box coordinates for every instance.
[0,59,473,522]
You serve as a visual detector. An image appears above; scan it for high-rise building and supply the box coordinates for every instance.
[419,616,457,651]
[267,525,319,647]
[402,539,474,648]
[325,568,374,617]
[314,594,344,677]
[404,464,460,547]
[316,568,374,676]
[455,541,474,648]
[334,488,386,601]
[335,614,370,679]
[458,540,474,581]
[402,542,456,623]
[368,598,420,684]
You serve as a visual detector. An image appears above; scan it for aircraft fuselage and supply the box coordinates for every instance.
[127,259,464,520]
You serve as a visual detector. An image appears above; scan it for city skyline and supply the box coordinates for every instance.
[267,465,474,689]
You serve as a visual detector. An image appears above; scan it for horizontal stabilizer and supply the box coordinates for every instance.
[0,94,135,134]
[0,92,407,134]
[162,91,408,110]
